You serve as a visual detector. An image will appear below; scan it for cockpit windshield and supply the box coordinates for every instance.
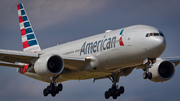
[145,32,164,37]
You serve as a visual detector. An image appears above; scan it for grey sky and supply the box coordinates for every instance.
[0,0,180,101]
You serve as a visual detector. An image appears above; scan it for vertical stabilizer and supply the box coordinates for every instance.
[17,3,41,53]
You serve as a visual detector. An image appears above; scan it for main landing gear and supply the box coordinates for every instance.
[143,58,156,79]
[104,74,124,99]
[43,77,63,97]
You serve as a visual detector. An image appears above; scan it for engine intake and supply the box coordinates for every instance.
[149,59,175,82]
[158,61,174,78]
[47,55,63,73]
[34,54,64,77]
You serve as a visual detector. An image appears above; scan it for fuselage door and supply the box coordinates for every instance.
[127,33,134,46]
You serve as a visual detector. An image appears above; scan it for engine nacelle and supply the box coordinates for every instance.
[34,54,64,77]
[149,59,175,82]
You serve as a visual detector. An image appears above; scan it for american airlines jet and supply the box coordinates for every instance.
[0,3,179,99]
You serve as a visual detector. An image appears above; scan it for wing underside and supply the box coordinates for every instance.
[0,49,39,63]
[0,49,88,70]
[162,57,180,66]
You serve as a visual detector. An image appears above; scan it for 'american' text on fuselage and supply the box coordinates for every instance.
[80,36,116,55]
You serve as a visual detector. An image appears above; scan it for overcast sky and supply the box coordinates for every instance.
[0,0,180,101]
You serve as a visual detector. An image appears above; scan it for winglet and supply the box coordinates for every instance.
[17,3,41,52]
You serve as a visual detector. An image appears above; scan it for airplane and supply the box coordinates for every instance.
[0,3,179,99]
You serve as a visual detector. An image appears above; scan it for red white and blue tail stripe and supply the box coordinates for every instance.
[17,3,41,52]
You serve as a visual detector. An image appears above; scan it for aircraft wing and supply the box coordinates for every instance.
[0,61,24,68]
[60,55,89,70]
[0,49,39,64]
[0,49,88,70]
[162,56,180,66]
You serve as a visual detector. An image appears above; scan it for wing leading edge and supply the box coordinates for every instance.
[162,56,180,66]
[0,49,38,64]
[0,49,88,70]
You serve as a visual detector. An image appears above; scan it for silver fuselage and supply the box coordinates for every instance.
[23,25,166,82]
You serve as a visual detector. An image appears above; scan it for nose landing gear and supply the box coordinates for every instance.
[143,58,156,79]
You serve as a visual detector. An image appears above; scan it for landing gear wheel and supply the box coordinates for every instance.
[148,72,152,79]
[143,72,152,79]
[49,83,55,93]
[108,88,112,96]
[57,83,63,91]
[105,91,110,99]
[104,73,125,99]
[55,89,60,94]
[43,89,49,96]
[142,58,156,80]
[111,86,116,95]
[143,72,148,79]
[117,91,121,96]
[119,86,124,94]
[112,95,117,99]
[43,76,64,97]
[51,92,56,97]
[43,83,63,97]
[105,85,125,99]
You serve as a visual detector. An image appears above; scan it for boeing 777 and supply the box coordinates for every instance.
[0,3,179,99]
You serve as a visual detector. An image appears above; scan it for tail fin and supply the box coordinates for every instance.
[17,3,41,53]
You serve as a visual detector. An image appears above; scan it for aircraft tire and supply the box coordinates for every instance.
[143,72,148,79]
[43,89,49,96]
[108,88,112,96]
[112,94,117,99]
[148,72,152,79]
[49,83,55,93]
[119,86,124,94]
[105,91,110,99]
[57,83,63,91]
[51,92,56,97]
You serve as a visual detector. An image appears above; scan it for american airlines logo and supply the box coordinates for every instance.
[80,36,117,55]
[80,29,124,55]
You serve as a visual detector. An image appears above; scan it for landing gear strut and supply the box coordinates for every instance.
[43,77,63,97]
[143,58,156,79]
[104,74,124,99]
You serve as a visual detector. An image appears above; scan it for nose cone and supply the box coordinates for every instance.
[146,36,166,58]
[152,36,166,48]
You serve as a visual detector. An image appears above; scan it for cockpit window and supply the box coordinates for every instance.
[154,33,159,36]
[145,32,164,37]
[146,33,149,37]
[149,33,153,36]
[159,32,164,36]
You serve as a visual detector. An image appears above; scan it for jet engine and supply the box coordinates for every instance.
[34,54,64,77]
[149,59,175,82]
